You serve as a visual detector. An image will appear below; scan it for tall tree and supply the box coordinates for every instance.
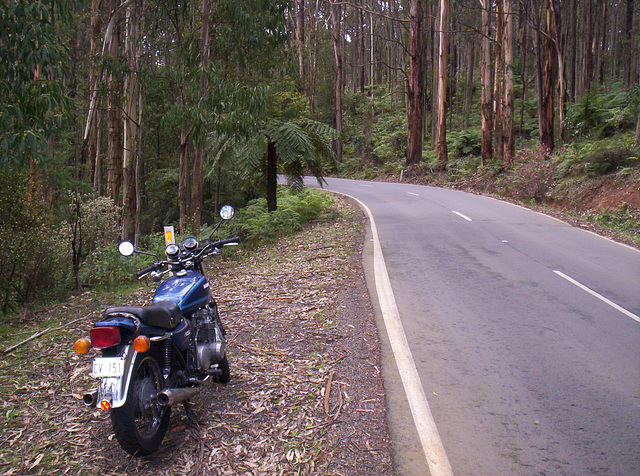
[435,0,449,169]
[540,0,557,152]
[479,0,493,165]
[502,0,515,164]
[406,0,427,166]
[329,0,343,163]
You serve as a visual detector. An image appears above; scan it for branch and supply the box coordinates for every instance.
[2,315,93,355]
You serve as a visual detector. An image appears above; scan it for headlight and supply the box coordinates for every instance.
[166,243,179,258]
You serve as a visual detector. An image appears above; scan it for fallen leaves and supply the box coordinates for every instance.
[0,196,393,475]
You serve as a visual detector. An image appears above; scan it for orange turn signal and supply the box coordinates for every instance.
[100,400,111,411]
[74,338,91,355]
[133,335,151,353]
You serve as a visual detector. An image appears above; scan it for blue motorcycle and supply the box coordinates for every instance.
[74,206,238,456]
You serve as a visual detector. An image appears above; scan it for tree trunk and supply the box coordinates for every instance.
[178,133,191,234]
[266,141,278,212]
[435,0,449,169]
[406,0,426,166]
[493,1,504,162]
[479,0,493,165]
[329,0,343,163]
[121,0,142,243]
[189,0,211,235]
[540,0,556,153]
[624,0,635,87]
[106,0,123,202]
[463,41,475,128]
[502,0,515,165]
[635,109,640,147]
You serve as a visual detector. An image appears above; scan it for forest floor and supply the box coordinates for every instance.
[0,196,395,475]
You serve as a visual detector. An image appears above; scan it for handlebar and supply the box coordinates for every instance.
[135,236,240,278]
[137,263,160,278]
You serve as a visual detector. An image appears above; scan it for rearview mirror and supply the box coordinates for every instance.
[219,205,235,220]
[118,241,135,257]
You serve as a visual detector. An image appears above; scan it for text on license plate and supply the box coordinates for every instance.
[92,357,125,377]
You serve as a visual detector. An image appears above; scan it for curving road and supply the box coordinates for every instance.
[306,177,640,476]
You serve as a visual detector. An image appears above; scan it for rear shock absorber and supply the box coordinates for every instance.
[162,339,171,381]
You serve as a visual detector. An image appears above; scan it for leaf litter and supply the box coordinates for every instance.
[0,196,393,475]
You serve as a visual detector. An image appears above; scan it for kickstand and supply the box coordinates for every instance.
[183,400,197,426]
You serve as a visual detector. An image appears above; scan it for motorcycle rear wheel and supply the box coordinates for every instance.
[111,353,170,456]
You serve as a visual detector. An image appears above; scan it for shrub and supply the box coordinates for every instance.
[497,146,556,201]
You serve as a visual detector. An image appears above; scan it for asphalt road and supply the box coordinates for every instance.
[306,177,640,476]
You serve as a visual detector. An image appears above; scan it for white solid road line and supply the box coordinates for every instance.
[343,193,454,476]
[452,210,473,222]
[553,270,640,324]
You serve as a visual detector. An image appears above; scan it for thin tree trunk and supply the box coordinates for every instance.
[406,0,426,166]
[190,0,210,235]
[493,0,504,162]
[540,0,556,152]
[463,41,475,128]
[502,0,514,165]
[329,0,343,163]
[266,141,278,212]
[178,133,191,234]
[479,0,493,165]
[121,0,142,243]
[106,0,123,202]
[435,0,448,169]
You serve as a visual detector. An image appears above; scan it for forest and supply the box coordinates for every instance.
[1,0,639,312]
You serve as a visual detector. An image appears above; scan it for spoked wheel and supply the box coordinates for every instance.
[111,354,170,456]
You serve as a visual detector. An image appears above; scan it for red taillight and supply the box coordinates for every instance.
[90,326,121,349]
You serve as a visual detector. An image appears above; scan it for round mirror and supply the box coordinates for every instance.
[118,241,135,257]
[219,205,235,220]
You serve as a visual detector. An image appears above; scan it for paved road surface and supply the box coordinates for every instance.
[306,177,640,476]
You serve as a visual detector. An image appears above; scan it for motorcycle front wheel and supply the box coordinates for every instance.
[111,353,170,456]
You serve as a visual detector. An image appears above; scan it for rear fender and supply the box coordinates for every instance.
[95,345,137,409]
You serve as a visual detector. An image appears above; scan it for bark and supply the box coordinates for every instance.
[121,0,142,243]
[435,0,449,169]
[540,0,556,152]
[295,0,305,87]
[493,1,504,162]
[106,0,123,202]
[88,0,102,191]
[502,0,515,165]
[479,0,493,165]
[624,0,635,87]
[635,109,640,147]
[178,133,191,234]
[189,0,211,235]
[329,0,343,163]
[266,141,278,212]
[463,41,475,128]
[406,0,427,166]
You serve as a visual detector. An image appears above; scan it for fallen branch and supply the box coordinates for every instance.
[2,315,92,355]
[324,370,335,414]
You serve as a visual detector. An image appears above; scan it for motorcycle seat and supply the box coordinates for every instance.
[104,300,182,329]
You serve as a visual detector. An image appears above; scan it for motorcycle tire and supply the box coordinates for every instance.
[213,355,230,384]
[111,352,171,456]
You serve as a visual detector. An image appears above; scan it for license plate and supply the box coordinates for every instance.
[91,357,125,378]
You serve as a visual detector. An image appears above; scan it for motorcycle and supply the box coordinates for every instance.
[74,205,239,456]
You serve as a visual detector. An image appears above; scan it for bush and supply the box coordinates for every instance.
[0,173,69,314]
[232,188,334,244]
[497,146,556,202]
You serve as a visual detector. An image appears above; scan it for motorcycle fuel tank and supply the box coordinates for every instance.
[153,270,210,314]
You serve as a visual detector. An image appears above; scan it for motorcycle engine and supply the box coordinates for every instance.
[192,302,226,371]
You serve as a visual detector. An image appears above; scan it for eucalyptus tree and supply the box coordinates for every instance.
[0,0,70,170]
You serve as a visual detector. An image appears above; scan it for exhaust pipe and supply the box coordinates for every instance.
[83,391,98,407]
[157,387,200,407]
